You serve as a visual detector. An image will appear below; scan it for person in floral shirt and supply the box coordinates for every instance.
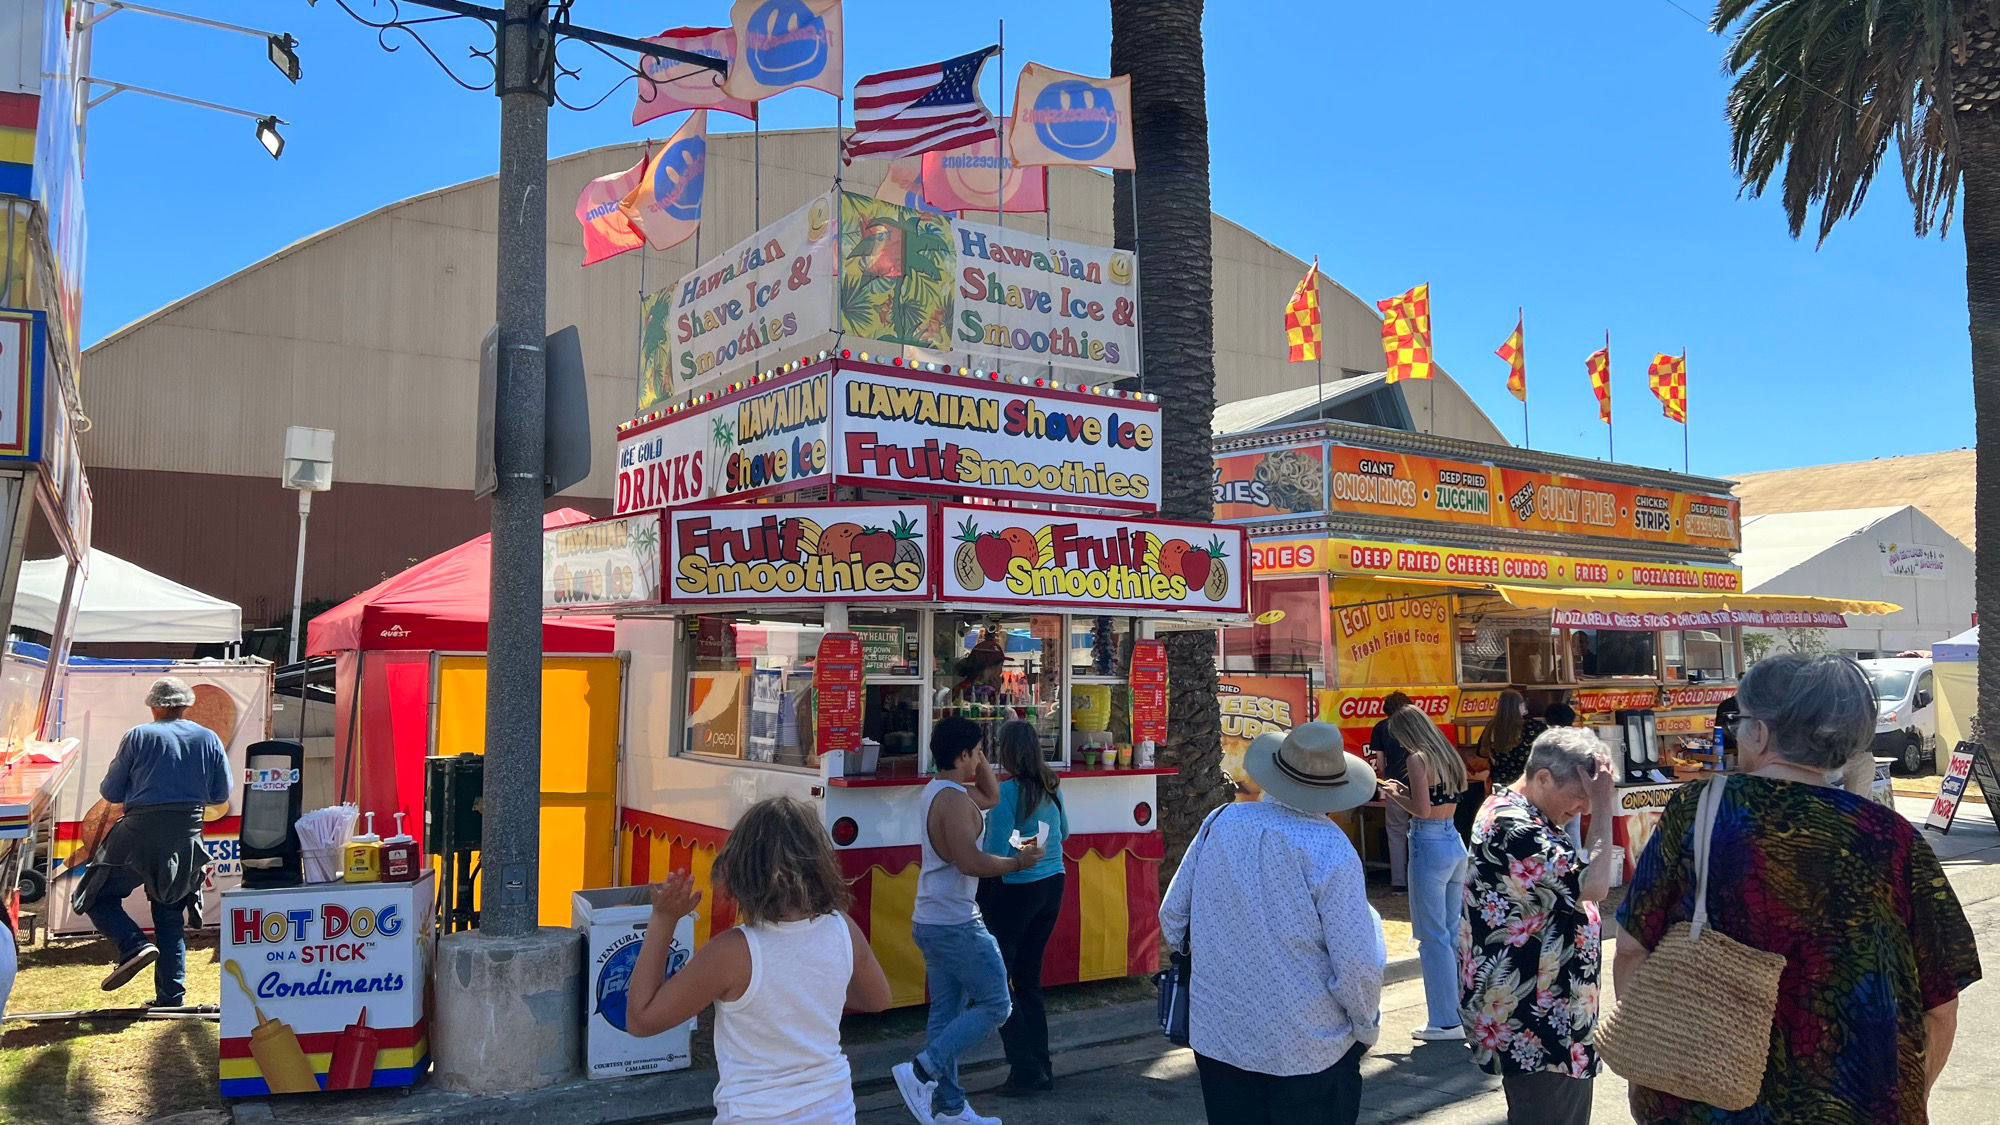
[1460,726,1617,1125]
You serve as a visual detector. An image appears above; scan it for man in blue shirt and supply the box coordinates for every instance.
[80,677,230,1007]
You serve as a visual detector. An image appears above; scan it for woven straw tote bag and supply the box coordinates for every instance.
[1598,776,1787,1112]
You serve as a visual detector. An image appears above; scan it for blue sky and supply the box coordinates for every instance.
[78,1,1970,479]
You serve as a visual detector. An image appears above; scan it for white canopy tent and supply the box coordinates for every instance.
[10,549,242,644]
[1935,625,1979,753]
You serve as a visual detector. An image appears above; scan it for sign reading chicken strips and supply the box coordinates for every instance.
[939,504,1247,614]
[832,363,1161,512]
[668,502,931,602]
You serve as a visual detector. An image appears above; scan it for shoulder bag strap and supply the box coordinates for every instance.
[1180,804,1231,948]
[1690,775,1728,940]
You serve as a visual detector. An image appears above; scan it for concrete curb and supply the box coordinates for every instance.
[228,954,1424,1124]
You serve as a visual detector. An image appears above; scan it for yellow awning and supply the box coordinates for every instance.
[1351,575,1898,617]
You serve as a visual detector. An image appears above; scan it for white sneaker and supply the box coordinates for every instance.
[891,1061,937,1124]
[1412,1024,1467,1042]
[934,1105,1002,1125]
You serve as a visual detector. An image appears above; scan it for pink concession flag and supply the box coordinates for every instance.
[576,153,648,266]
[633,27,757,126]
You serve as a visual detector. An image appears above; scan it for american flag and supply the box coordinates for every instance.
[845,46,998,163]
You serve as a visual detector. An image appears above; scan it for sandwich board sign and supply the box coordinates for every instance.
[1925,741,2000,834]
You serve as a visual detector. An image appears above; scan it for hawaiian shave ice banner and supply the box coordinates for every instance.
[654,190,838,406]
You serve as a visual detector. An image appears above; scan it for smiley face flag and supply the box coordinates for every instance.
[1008,63,1135,169]
[723,0,843,101]
[620,110,707,252]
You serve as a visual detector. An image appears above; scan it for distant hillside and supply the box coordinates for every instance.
[1730,449,1975,549]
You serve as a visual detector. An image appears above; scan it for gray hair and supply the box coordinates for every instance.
[145,676,196,709]
[1735,653,1875,771]
[1523,725,1608,788]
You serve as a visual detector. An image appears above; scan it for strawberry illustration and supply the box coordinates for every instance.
[853,526,896,567]
[975,533,1016,581]
[1180,546,1213,589]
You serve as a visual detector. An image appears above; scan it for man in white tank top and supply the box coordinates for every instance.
[892,717,1044,1125]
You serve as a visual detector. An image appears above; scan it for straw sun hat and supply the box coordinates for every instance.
[1244,722,1378,814]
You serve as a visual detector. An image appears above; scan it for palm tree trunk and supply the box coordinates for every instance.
[1960,106,2000,753]
[1110,0,1225,872]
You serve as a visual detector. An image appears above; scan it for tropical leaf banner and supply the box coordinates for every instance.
[838,191,957,352]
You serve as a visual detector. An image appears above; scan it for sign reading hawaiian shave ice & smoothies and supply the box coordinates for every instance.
[615,369,832,513]
[950,219,1138,378]
[833,365,1160,511]
[668,502,930,602]
[938,504,1247,613]
[665,190,837,398]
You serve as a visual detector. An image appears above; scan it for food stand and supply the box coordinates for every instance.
[554,353,1247,1006]
[1213,420,1896,875]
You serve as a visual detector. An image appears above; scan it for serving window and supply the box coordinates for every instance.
[1568,628,1657,679]
[684,612,824,764]
[1663,628,1737,683]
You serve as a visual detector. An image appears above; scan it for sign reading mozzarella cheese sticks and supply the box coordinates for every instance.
[834,365,1161,511]
[668,502,930,602]
[939,504,1247,613]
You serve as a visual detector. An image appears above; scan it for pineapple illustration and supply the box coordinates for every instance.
[891,511,925,566]
[1202,536,1231,601]
[952,515,986,589]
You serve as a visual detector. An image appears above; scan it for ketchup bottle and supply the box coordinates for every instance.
[326,1006,380,1090]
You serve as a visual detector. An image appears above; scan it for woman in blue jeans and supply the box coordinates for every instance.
[1380,707,1469,1041]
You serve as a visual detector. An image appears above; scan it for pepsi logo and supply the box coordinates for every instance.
[654,137,707,220]
[743,0,830,86]
[1031,79,1120,162]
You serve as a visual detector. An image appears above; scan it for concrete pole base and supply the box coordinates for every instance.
[432,926,583,1094]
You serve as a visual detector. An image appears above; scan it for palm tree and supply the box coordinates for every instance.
[1711,1,1998,768]
[1111,0,1225,868]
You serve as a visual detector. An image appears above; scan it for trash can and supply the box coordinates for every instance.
[573,886,696,1079]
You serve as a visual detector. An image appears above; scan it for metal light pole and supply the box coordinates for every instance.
[480,0,549,938]
[280,426,333,667]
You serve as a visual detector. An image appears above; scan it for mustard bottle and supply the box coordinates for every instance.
[344,812,382,883]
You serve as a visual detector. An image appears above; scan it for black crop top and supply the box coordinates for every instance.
[1428,780,1461,806]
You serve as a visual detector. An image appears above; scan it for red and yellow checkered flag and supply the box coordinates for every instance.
[1648,352,1687,424]
[1285,260,1323,362]
[1496,315,1526,402]
[1377,283,1433,382]
[1586,346,1612,424]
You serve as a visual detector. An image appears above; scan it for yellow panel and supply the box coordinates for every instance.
[869,865,927,1007]
[1076,851,1129,982]
[687,842,720,947]
[647,832,673,893]
[432,656,623,928]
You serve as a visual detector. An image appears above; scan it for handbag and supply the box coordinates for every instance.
[1597,775,1788,1111]
[1153,804,1225,1047]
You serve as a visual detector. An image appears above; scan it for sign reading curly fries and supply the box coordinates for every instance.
[668,502,930,602]
[938,503,1247,613]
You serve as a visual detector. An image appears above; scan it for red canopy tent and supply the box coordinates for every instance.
[310,508,616,827]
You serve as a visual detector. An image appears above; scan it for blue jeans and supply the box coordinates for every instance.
[1407,817,1467,1030]
[83,869,190,1006]
[913,919,1011,1115]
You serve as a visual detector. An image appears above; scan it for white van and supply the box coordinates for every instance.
[1858,657,1937,775]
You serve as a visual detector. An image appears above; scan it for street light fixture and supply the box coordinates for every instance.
[269,33,302,83]
[256,115,286,159]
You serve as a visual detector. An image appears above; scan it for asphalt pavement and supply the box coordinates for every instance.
[854,795,2000,1125]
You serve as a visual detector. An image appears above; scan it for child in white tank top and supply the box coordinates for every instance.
[624,797,893,1124]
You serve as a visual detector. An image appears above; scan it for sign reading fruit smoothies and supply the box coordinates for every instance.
[667,502,929,601]
[833,365,1161,511]
[938,504,1248,613]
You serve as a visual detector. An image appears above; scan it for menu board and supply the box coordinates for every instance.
[1130,639,1168,745]
[851,624,907,675]
[1927,742,2000,834]
[814,633,865,761]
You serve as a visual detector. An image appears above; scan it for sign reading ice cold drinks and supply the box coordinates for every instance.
[835,366,1161,511]
[615,369,832,514]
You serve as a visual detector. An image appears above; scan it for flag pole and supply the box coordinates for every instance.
[833,94,843,191]
[1600,328,1616,460]
[1681,346,1690,474]
[995,21,1005,227]
[754,112,762,229]
[1519,306,1529,449]
[636,234,648,410]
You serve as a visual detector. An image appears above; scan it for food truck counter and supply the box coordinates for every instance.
[824,766,1177,787]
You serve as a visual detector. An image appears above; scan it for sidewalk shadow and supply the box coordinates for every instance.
[1360,1042,1503,1123]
